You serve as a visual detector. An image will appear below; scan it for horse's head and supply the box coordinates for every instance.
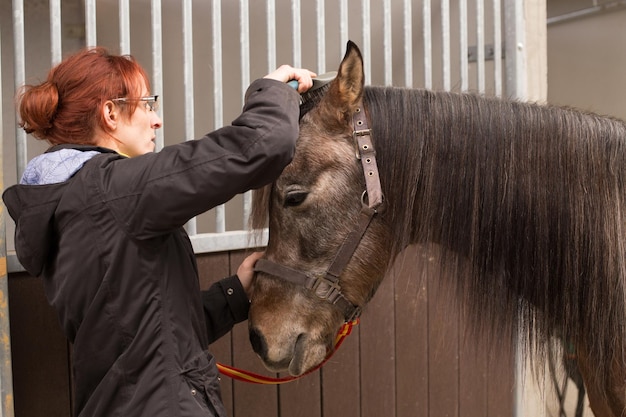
[248,41,392,376]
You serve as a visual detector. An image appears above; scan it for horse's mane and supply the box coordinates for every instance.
[365,86,626,385]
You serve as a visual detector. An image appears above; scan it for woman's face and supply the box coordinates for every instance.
[112,82,162,157]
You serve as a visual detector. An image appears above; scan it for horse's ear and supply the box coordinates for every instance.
[319,41,365,123]
[335,41,365,107]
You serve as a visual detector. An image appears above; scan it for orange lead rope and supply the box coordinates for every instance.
[217,319,359,384]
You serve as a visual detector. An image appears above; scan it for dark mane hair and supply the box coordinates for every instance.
[364,85,626,385]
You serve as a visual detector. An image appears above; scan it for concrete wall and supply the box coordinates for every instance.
[547,0,626,121]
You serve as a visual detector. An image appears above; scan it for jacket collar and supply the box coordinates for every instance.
[46,144,119,154]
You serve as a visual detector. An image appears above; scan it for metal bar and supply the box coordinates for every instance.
[85,0,97,47]
[403,0,413,88]
[423,0,432,89]
[504,0,525,100]
[119,0,130,54]
[0,27,16,417]
[318,0,327,72]
[361,0,371,85]
[267,0,276,72]
[240,0,250,84]
[493,0,503,96]
[7,255,23,275]
[151,0,164,151]
[503,4,527,415]
[476,0,485,93]
[338,0,347,66]
[49,0,62,65]
[422,0,433,88]
[383,0,392,86]
[190,230,268,253]
[12,0,27,181]
[212,0,225,233]
[291,0,302,67]
[182,0,196,235]
[8,230,270,274]
[240,0,252,229]
[441,0,450,91]
[459,0,468,91]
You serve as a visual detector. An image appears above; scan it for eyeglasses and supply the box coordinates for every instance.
[111,95,159,112]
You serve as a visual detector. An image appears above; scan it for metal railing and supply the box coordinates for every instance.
[3,0,521,269]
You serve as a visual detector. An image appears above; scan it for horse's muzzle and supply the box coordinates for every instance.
[249,327,268,359]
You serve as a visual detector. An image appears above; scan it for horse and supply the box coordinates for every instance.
[248,41,626,417]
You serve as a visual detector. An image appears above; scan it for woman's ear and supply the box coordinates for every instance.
[103,101,118,131]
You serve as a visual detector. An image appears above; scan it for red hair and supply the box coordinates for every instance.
[17,47,150,145]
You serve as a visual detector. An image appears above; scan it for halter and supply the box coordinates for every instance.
[254,100,383,322]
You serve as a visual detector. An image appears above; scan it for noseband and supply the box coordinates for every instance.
[254,100,383,322]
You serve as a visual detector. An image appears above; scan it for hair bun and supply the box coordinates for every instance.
[18,80,60,139]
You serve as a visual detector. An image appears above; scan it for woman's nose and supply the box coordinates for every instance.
[152,114,163,129]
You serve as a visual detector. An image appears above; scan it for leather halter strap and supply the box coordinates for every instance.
[254,258,362,321]
[254,100,383,322]
[353,104,383,208]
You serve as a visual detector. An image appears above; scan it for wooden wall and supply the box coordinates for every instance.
[8,246,514,417]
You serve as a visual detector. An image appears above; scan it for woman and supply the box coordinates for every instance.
[3,47,314,416]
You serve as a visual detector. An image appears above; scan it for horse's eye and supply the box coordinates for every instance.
[284,191,308,207]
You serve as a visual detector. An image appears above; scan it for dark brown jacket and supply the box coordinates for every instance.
[3,78,300,417]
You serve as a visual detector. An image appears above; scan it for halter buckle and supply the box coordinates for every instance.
[310,276,342,301]
[353,129,372,160]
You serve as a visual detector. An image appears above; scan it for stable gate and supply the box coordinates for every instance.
[0,1,546,416]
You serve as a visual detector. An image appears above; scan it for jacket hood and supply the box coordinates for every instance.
[4,183,67,276]
[3,146,108,276]
[20,148,101,185]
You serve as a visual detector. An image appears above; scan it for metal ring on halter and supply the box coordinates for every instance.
[361,190,384,211]
[361,190,368,206]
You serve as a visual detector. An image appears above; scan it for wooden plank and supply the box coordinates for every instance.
[394,246,429,417]
[320,327,360,417]
[196,252,234,416]
[229,250,279,417]
[8,273,71,417]
[459,315,489,417]
[456,249,490,417]
[278,374,321,417]
[196,252,230,289]
[360,267,396,417]
[487,338,515,417]
[427,246,459,417]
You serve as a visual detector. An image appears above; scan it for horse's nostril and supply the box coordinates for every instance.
[249,327,268,357]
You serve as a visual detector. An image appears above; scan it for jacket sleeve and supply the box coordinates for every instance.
[99,78,300,239]
[202,275,250,343]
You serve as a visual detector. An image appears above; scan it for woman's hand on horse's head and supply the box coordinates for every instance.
[264,65,316,93]
[237,251,265,299]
